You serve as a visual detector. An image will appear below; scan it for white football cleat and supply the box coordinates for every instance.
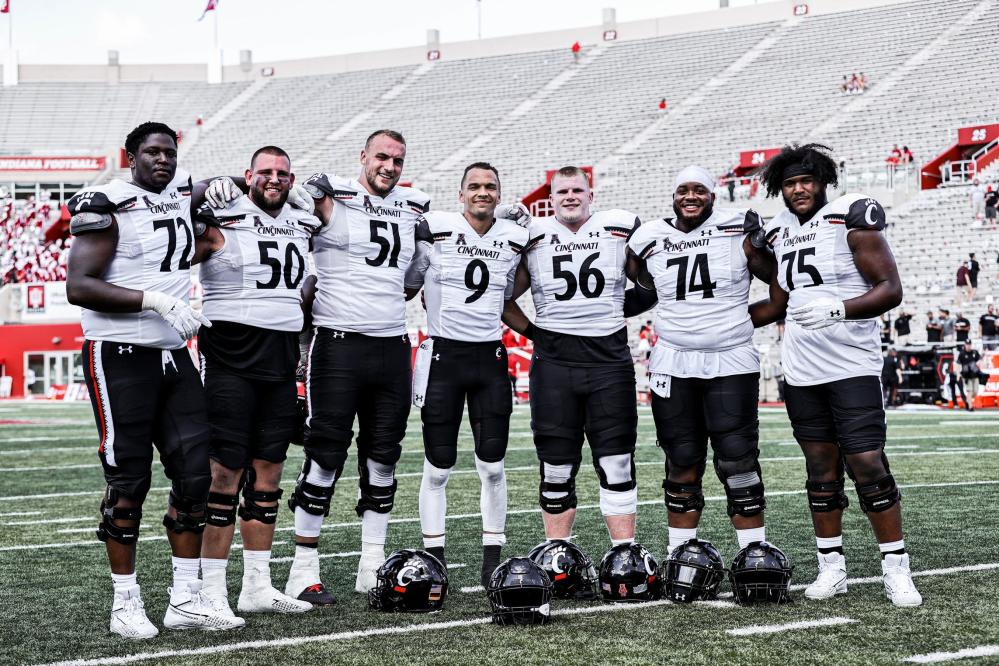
[239,576,313,614]
[804,551,848,600]
[882,553,922,607]
[355,554,383,593]
[163,581,246,631]
[109,586,159,640]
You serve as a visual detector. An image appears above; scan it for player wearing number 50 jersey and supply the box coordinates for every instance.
[286,130,430,603]
[404,163,528,587]
[193,146,321,621]
[753,143,921,607]
[66,122,241,639]
[503,166,644,547]
[627,165,780,559]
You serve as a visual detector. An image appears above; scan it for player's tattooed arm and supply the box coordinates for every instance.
[743,235,775,282]
[405,217,433,300]
[66,223,143,312]
[845,229,903,319]
[623,248,657,316]
[502,260,537,338]
[749,263,788,328]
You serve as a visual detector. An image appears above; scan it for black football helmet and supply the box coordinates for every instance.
[662,538,726,603]
[527,539,599,600]
[487,557,554,625]
[368,549,448,613]
[728,541,793,605]
[598,543,660,602]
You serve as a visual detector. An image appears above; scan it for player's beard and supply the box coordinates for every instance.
[783,188,827,221]
[252,184,289,211]
[672,200,713,227]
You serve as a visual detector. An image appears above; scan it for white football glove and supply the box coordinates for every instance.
[789,297,846,330]
[205,176,242,210]
[142,291,212,341]
[287,184,315,215]
[495,202,531,227]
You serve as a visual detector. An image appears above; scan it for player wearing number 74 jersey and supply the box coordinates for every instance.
[753,143,921,607]
[404,162,528,586]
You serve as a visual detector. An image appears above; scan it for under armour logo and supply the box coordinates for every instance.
[809,220,820,228]
[830,309,842,317]
[656,380,667,388]
[432,353,440,361]
[331,331,346,339]
[493,240,504,248]
[550,234,561,245]
[118,345,133,355]
[700,229,713,236]
[588,231,600,238]
[169,191,178,200]
[394,200,404,208]
[414,394,423,402]
[456,233,467,246]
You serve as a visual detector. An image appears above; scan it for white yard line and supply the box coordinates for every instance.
[269,551,360,564]
[904,645,999,663]
[2,516,92,526]
[726,616,857,636]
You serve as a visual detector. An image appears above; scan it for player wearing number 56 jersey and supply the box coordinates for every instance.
[284,130,431,602]
[66,122,240,639]
[504,166,644,547]
[404,163,528,587]
[194,146,321,620]
[627,166,779,559]
[754,143,921,607]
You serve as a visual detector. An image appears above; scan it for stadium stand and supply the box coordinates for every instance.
[0,197,68,285]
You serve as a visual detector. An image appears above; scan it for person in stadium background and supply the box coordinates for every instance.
[404,162,529,587]
[626,165,778,557]
[954,312,971,343]
[194,146,321,619]
[502,166,644,549]
[881,348,901,408]
[925,310,943,343]
[970,179,985,219]
[893,308,912,346]
[980,303,998,350]
[968,253,980,301]
[956,263,971,306]
[939,307,956,342]
[753,143,922,607]
[65,121,241,638]
[958,341,982,408]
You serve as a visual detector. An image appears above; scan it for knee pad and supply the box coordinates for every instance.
[714,454,766,518]
[474,456,505,486]
[663,479,705,514]
[206,492,239,527]
[96,487,142,545]
[539,461,578,514]
[594,453,637,492]
[162,490,207,534]
[424,443,458,470]
[805,478,850,513]
[355,458,397,516]
[239,469,283,524]
[471,417,509,464]
[856,474,901,513]
[288,457,338,517]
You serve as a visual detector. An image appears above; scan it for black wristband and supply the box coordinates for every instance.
[523,323,539,341]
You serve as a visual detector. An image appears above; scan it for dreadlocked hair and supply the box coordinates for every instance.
[759,143,838,198]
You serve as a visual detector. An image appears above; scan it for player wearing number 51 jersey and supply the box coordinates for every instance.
[504,166,643,548]
[754,143,920,607]
[404,163,528,587]
[285,130,431,603]
[627,165,778,559]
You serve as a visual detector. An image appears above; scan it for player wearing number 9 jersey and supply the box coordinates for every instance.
[753,143,921,607]
[503,166,643,548]
[626,165,779,559]
[193,146,321,620]
[66,122,241,639]
[404,163,528,587]
[283,130,431,603]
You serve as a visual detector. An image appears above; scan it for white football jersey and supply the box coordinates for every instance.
[405,211,528,342]
[198,196,321,332]
[628,208,759,378]
[767,193,887,385]
[307,173,430,336]
[525,210,638,336]
[68,170,195,350]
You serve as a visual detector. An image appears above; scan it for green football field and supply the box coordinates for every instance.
[1,402,998,666]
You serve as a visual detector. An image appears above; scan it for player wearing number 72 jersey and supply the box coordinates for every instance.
[503,166,644,548]
[753,143,921,607]
[404,162,528,587]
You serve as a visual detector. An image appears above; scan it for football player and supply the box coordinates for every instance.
[626,166,777,556]
[195,146,321,618]
[752,143,922,607]
[66,122,241,638]
[404,163,529,587]
[503,166,642,547]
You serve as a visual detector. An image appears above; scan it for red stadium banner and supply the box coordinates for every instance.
[738,148,781,169]
[956,123,999,146]
[0,156,106,171]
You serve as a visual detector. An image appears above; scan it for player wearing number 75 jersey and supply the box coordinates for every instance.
[503,166,644,549]
[403,163,529,587]
[626,165,780,559]
[752,143,921,607]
